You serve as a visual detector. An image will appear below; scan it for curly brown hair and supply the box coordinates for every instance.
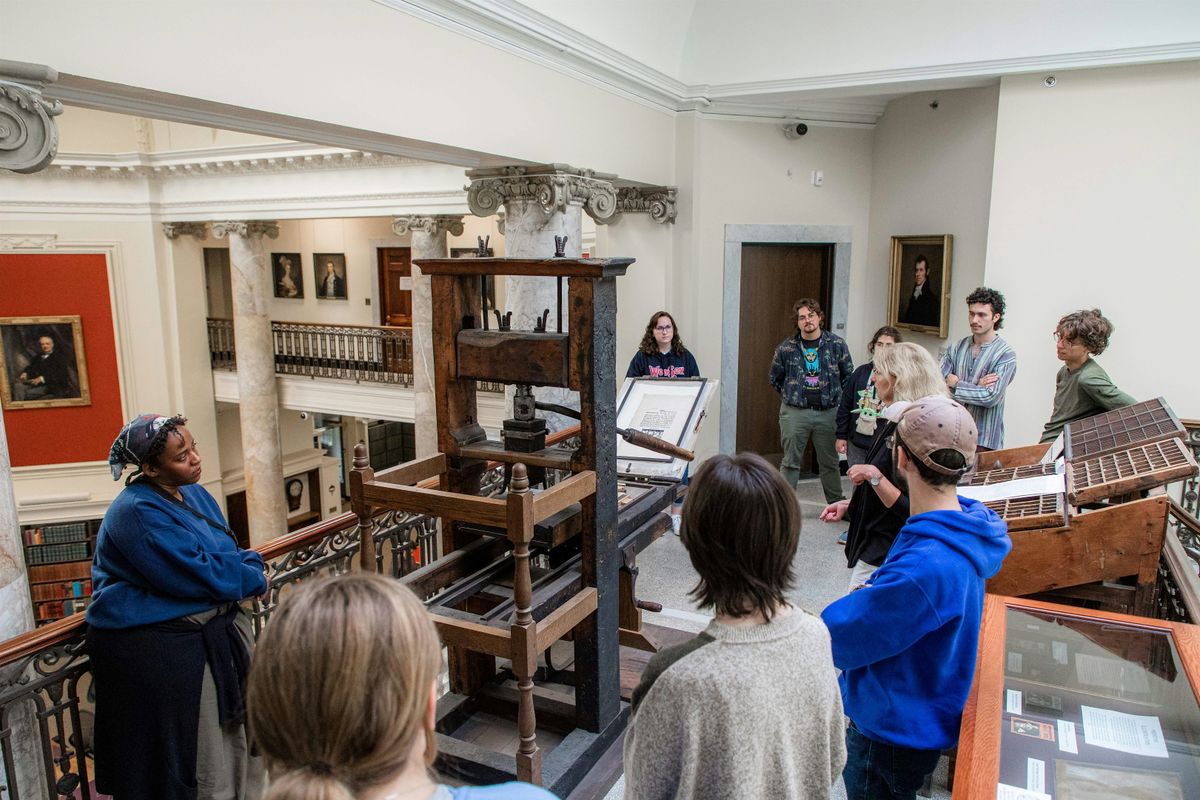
[1057,308,1115,355]
[638,310,686,356]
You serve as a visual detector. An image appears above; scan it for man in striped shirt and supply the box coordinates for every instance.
[940,287,1017,451]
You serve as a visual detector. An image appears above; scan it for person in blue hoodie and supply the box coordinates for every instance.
[821,395,1011,800]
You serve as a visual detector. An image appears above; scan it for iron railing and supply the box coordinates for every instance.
[206,318,504,392]
[0,428,580,799]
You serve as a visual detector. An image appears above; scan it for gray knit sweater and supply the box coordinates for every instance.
[623,608,846,800]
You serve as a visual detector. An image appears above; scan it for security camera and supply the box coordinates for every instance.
[781,121,809,139]
[299,411,309,420]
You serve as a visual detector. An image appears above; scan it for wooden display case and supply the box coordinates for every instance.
[955,595,1200,798]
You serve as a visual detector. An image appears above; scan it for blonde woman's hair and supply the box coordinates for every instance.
[872,342,950,402]
[247,573,442,800]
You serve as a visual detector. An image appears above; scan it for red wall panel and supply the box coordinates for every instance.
[0,253,125,467]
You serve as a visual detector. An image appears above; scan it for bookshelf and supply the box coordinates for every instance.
[21,520,99,625]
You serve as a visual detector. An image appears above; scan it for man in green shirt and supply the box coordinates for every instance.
[1040,308,1135,443]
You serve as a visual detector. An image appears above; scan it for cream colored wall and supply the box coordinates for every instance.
[865,85,1000,361]
[8,0,676,182]
[55,107,288,154]
[595,215,672,381]
[215,402,315,474]
[674,114,876,458]
[986,61,1200,444]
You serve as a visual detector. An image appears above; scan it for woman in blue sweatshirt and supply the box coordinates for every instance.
[87,414,268,800]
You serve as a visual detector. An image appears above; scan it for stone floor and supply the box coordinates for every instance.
[598,475,953,800]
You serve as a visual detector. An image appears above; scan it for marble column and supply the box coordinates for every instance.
[0,59,60,800]
[466,165,618,428]
[211,221,287,545]
[392,215,465,458]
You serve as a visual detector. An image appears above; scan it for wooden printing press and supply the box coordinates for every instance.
[347,252,714,795]
[957,398,1198,616]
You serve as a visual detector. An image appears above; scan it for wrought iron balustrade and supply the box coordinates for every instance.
[0,427,579,798]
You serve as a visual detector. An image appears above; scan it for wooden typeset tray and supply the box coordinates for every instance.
[347,254,714,795]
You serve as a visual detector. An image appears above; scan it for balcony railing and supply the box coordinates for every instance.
[207,318,504,392]
[0,430,573,799]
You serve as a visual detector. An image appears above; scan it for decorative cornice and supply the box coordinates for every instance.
[1,145,425,180]
[161,221,208,240]
[0,59,63,174]
[0,233,58,250]
[465,163,617,223]
[613,186,677,225]
[211,220,280,239]
[391,214,465,238]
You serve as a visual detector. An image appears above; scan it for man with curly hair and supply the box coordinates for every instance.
[940,287,1017,451]
[1039,308,1135,442]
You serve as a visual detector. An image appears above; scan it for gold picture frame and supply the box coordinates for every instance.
[888,234,953,338]
[0,316,92,410]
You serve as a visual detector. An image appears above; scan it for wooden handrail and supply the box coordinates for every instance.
[0,424,584,668]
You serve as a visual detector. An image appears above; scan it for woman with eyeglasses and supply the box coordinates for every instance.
[625,310,700,379]
[1039,309,1135,443]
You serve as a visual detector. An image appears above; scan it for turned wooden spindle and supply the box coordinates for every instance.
[349,441,377,570]
[508,462,542,783]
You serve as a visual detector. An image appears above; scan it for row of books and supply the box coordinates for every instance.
[34,596,90,621]
[31,579,93,603]
[21,521,92,546]
[24,541,91,566]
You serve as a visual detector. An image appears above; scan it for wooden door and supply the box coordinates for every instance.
[736,244,833,467]
[377,247,413,326]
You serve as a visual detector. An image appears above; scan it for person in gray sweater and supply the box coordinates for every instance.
[623,452,847,800]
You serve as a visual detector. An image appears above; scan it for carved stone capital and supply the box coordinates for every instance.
[0,60,63,174]
[391,214,465,238]
[496,212,506,235]
[211,220,280,240]
[161,222,209,241]
[612,186,677,224]
[465,163,618,223]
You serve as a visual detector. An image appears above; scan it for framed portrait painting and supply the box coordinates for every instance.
[313,253,348,300]
[888,234,953,338]
[0,316,91,410]
[272,252,304,299]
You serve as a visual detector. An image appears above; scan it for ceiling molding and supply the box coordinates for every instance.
[383,0,1200,125]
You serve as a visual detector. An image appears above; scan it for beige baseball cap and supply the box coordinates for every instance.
[894,395,977,477]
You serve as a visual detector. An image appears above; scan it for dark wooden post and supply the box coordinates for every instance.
[507,463,542,784]
[349,441,376,570]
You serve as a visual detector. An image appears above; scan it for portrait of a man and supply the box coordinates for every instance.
[313,253,348,300]
[272,253,304,299]
[0,316,91,409]
[888,235,953,338]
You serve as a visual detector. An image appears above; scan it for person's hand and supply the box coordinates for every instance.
[820,500,850,522]
[17,371,27,381]
[847,465,881,486]
[836,438,847,455]
[979,373,1000,388]
[945,373,959,389]
[258,574,271,602]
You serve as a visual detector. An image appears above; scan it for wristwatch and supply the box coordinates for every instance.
[868,474,882,487]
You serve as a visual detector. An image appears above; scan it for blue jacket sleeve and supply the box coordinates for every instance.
[821,568,944,671]
[838,341,855,389]
[122,501,267,602]
[769,344,785,393]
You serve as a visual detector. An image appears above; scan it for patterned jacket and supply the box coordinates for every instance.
[769,330,855,410]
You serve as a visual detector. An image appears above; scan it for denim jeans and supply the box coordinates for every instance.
[843,722,942,800]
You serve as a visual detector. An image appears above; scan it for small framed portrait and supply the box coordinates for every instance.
[272,253,304,299]
[889,235,953,338]
[313,253,348,300]
[0,316,91,410]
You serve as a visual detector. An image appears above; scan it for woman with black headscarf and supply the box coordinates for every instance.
[86,414,267,799]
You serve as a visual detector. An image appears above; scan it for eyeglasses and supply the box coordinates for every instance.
[654,325,673,332]
[1052,331,1071,342]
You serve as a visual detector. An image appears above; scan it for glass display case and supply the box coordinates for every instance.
[955,595,1200,799]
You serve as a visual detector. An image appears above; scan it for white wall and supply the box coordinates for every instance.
[674,114,876,458]
[986,61,1200,443]
[865,85,1000,361]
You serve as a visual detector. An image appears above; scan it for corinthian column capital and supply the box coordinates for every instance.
[392,214,465,238]
[464,163,618,224]
[161,222,209,241]
[0,60,63,174]
[211,220,280,240]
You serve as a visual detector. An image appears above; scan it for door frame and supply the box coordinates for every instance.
[720,224,853,454]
